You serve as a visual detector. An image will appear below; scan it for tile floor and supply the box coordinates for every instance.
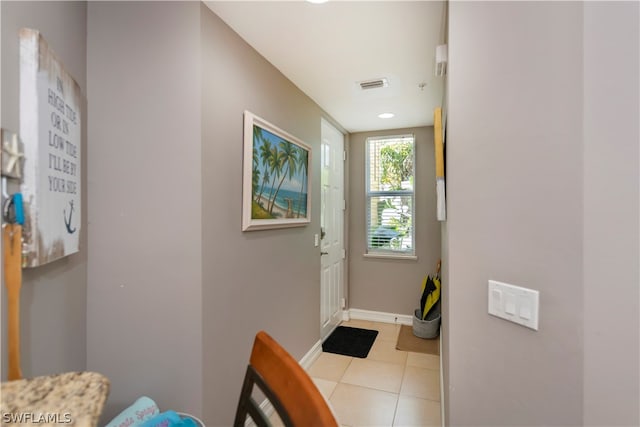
[308,319,442,427]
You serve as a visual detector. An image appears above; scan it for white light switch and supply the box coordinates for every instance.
[491,288,503,310]
[314,234,319,247]
[488,280,539,330]
[505,294,516,315]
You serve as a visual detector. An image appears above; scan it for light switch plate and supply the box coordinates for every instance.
[488,280,539,330]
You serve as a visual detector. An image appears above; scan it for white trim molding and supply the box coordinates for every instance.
[363,253,418,261]
[348,308,413,325]
[299,339,323,370]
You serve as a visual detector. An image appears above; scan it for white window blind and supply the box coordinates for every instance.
[365,135,415,255]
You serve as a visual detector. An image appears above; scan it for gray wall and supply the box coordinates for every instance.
[200,5,336,424]
[1,1,88,379]
[583,2,639,425]
[446,2,584,425]
[84,2,343,424]
[348,127,441,315]
[86,2,203,420]
[445,1,639,425]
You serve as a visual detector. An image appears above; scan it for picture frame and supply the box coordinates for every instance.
[242,111,311,231]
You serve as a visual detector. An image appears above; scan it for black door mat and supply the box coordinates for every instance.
[322,326,378,358]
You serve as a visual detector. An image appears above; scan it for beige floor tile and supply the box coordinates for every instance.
[329,383,398,427]
[341,358,405,393]
[367,338,408,365]
[312,377,338,399]
[341,319,376,330]
[308,352,353,382]
[406,352,440,370]
[393,395,441,427]
[372,322,401,341]
[400,365,440,401]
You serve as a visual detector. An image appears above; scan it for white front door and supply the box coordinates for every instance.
[320,119,345,340]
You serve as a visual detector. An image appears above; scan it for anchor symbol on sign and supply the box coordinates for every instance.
[64,200,76,234]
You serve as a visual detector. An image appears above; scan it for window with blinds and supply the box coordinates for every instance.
[365,135,415,256]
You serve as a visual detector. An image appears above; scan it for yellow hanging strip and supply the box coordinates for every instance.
[3,223,23,380]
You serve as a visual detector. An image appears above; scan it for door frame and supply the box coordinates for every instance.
[320,118,347,340]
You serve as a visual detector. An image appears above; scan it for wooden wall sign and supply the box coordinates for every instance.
[20,28,82,267]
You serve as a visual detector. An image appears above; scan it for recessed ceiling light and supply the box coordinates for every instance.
[306,0,329,3]
[378,113,395,119]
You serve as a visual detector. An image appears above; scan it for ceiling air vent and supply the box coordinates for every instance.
[359,78,388,90]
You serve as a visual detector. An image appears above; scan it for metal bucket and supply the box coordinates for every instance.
[413,300,441,339]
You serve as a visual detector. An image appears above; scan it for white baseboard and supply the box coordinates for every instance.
[299,338,323,370]
[347,308,413,325]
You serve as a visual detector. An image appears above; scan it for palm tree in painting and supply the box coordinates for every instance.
[253,125,263,146]
[256,169,270,205]
[295,147,308,218]
[269,140,298,215]
[266,145,283,212]
[255,139,272,204]
[252,147,260,196]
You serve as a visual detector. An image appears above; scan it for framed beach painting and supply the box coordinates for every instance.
[242,111,311,231]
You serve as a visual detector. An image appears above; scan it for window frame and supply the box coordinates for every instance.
[364,134,416,258]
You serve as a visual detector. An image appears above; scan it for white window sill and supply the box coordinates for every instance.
[364,253,418,261]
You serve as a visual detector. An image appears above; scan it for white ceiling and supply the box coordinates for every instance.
[206,1,446,133]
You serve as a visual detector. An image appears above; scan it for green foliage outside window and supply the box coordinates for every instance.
[367,136,415,254]
[380,142,414,190]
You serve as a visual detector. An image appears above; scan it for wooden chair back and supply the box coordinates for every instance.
[233,331,338,427]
